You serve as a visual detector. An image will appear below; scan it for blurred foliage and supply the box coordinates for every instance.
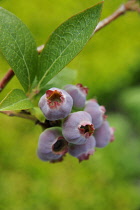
[118,86,140,132]
[0,113,140,210]
[0,0,140,209]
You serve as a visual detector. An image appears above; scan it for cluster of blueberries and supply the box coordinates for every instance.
[38,84,115,163]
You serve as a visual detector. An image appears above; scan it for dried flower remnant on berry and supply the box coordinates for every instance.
[79,124,94,138]
[46,89,64,108]
[52,136,68,154]
[62,111,94,145]
[109,127,115,142]
[37,128,68,162]
[38,87,73,121]
[76,83,88,95]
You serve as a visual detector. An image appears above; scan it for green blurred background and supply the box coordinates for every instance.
[0,0,140,209]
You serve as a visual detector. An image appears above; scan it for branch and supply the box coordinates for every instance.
[0,69,14,92]
[0,110,37,121]
[0,110,62,129]
[94,0,140,34]
[94,5,126,33]
[0,0,140,92]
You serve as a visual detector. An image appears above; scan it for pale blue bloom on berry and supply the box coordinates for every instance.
[94,121,115,148]
[84,99,106,129]
[68,135,96,162]
[64,83,88,108]
[62,111,94,145]
[38,87,73,121]
[37,127,68,162]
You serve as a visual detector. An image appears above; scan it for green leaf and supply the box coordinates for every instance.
[0,7,38,92]
[46,67,77,88]
[0,89,34,111]
[37,1,103,89]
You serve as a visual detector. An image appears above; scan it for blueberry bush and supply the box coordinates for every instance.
[0,1,115,163]
[0,0,140,209]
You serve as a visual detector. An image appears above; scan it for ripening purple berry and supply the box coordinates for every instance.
[94,121,115,148]
[62,111,95,145]
[64,83,88,108]
[38,87,73,121]
[37,127,68,162]
[68,135,96,162]
[84,99,106,129]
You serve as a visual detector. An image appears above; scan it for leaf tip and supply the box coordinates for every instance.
[97,0,104,6]
[95,1,104,13]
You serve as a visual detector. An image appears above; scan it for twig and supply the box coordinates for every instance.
[0,110,62,129]
[0,0,140,92]
[94,0,140,34]
[0,69,14,92]
[94,5,126,33]
[0,110,37,121]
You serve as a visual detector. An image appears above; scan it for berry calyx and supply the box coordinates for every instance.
[37,128,68,162]
[62,111,94,145]
[39,87,73,120]
[76,83,88,95]
[79,124,94,137]
[46,90,64,108]
[52,136,68,154]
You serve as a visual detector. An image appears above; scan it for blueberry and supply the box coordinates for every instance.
[64,83,88,108]
[68,135,96,162]
[37,127,68,162]
[84,99,106,129]
[62,111,95,145]
[38,87,73,121]
[94,121,114,148]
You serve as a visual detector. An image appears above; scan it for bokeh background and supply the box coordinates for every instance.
[0,0,140,209]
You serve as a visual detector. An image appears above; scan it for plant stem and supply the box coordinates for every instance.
[0,110,62,129]
[0,69,14,92]
[94,5,126,34]
[0,110,37,121]
[94,0,140,34]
